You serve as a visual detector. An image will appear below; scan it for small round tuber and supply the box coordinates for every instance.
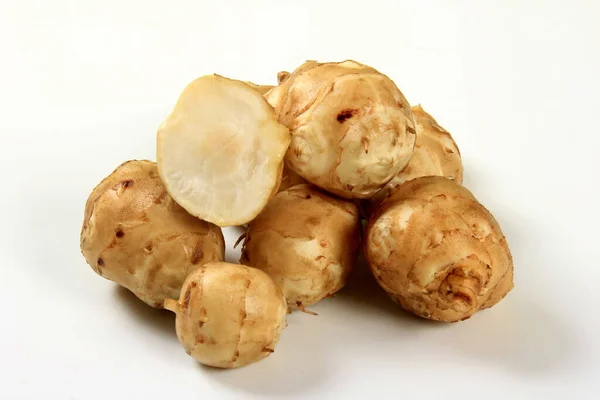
[371,105,463,208]
[80,160,225,308]
[265,60,416,199]
[157,74,291,227]
[365,176,514,322]
[241,184,361,310]
[164,262,287,368]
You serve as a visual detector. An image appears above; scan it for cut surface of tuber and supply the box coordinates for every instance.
[157,74,291,227]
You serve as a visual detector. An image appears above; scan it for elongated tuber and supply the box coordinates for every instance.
[265,60,416,199]
[365,176,513,322]
[157,74,291,227]
[241,184,361,310]
[80,160,225,308]
[164,262,287,368]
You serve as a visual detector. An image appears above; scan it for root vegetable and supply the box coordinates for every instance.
[265,60,416,199]
[163,262,287,368]
[80,160,225,308]
[365,176,514,322]
[157,74,291,227]
[241,184,361,310]
[371,105,463,208]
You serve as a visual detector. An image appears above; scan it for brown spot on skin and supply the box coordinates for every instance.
[445,148,455,154]
[182,286,192,309]
[196,335,205,344]
[113,180,134,197]
[115,230,124,238]
[336,108,359,123]
[191,242,204,265]
[231,351,240,363]
[144,242,153,254]
[347,184,354,192]
[320,240,328,247]
[361,137,369,154]
[263,348,274,353]
[406,126,416,135]
[198,320,205,328]
[306,195,312,199]
[315,255,325,261]
[97,258,104,266]
[306,216,320,225]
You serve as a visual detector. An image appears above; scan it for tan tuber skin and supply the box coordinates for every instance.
[277,71,290,84]
[241,184,361,311]
[245,79,307,193]
[164,262,287,368]
[265,60,416,199]
[80,160,225,308]
[245,81,274,95]
[365,176,514,322]
[371,105,463,209]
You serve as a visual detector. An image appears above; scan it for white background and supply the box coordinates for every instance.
[1,0,599,399]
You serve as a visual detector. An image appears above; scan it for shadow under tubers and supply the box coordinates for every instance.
[199,312,332,397]
[113,285,176,340]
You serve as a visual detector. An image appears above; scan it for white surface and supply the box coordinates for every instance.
[0,0,599,399]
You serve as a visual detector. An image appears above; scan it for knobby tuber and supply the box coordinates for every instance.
[80,160,225,308]
[365,176,513,322]
[164,262,287,368]
[241,184,361,310]
[265,60,416,199]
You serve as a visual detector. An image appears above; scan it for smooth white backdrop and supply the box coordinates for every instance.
[1,1,599,399]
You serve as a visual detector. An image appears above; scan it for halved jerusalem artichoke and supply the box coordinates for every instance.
[157,74,291,227]
[241,184,361,311]
[80,160,225,308]
[164,262,287,368]
[265,60,416,199]
[365,176,514,322]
